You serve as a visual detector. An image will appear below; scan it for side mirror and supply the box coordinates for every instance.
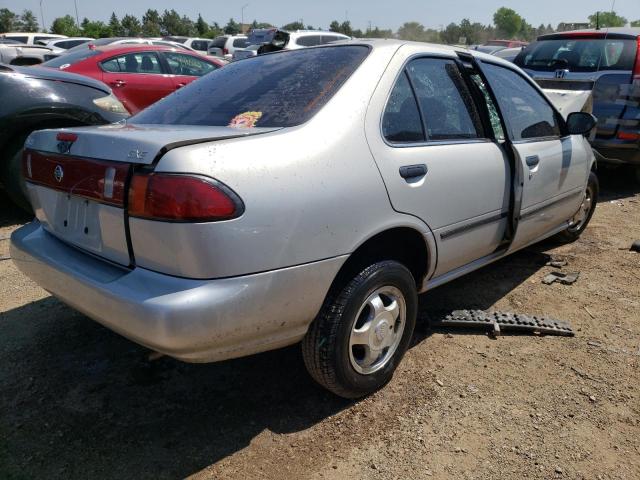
[567,112,597,135]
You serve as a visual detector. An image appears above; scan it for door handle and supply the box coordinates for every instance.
[526,155,540,167]
[399,164,428,179]
[111,79,126,88]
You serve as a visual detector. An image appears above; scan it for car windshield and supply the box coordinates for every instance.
[130,45,370,128]
[515,37,638,72]
[42,48,101,68]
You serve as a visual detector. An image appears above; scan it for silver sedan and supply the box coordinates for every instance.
[12,40,598,398]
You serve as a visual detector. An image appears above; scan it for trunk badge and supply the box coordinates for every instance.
[54,165,64,183]
[554,69,569,79]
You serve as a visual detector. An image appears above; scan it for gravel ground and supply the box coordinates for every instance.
[0,169,639,480]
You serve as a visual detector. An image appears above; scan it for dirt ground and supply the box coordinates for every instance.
[1,169,639,480]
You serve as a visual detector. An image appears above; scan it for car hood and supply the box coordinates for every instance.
[10,65,111,93]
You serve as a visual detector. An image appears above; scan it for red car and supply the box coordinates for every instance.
[42,45,225,114]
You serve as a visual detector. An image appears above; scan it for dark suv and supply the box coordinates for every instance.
[515,28,640,180]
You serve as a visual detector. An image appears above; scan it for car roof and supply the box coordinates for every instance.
[287,30,350,37]
[539,27,640,39]
[332,38,522,72]
[95,44,199,54]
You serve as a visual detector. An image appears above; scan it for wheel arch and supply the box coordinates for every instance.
[329,225,435,297]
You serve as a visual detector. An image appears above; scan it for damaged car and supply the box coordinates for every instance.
[11,41,598,398]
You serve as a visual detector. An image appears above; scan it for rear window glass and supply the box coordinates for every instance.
[247,30,276,44]
[212,37,228,48]
[131,45,370,128]
[42,48,101,68]
[515,38,637,72]
[233,38,248,48]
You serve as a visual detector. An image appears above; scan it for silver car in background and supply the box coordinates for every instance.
[11,40,598,398]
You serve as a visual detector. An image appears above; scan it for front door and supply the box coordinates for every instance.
[478,60,590,250]
[367,53,512,277]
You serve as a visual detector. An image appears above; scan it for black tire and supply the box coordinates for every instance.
[0,134,32,213]
[302,260,417,399]
[554,171,599,243]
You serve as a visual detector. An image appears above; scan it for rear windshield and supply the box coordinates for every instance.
[515,38,638,72]
[42,48,101,68]
[247,29,276,44]
[211,37,228,48]
[131,45,370,128]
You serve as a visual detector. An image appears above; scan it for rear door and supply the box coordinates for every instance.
[478,60,589,250]
[367,53,512,276]
[161,51,219,90]
[100,51,174,113]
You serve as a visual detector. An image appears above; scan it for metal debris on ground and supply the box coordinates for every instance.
[0,255,10,261]
[431,310,575,337]
[542,270,579,285]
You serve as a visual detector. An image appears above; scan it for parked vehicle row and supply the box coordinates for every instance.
[10,40,599,399]
[232,29,350,60]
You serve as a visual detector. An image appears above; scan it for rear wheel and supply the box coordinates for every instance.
[0,134,31,213]
[554,171,599,243]
[302,260,417,398]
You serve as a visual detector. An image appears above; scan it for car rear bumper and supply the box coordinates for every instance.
[10,221,346,362]
[593,139,640,166]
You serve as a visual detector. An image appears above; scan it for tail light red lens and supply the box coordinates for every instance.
[128,173,243,222]
[223,47,229,55]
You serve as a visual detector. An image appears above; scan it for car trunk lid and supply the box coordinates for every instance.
[23,124,280,266]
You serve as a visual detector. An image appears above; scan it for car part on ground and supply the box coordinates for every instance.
[542,270,580,285]
[11,40,597,398]
[515,28,640,178]
[430,310,575,336]
[0,65,128,211]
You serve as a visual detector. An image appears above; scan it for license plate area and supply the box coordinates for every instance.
[29,185,131,266]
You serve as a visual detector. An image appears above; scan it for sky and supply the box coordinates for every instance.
[4,0,639,32]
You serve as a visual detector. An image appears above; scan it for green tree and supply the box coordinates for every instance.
[81,18,111,38]
[340,21,353,36]
[352,29,364,38]
[20,10,39,32]
[223,18,240,34]
[441,22,461,44]
[196,14,209,36]
[160,9,182,35]
[109,13,123,36]
[282,21,304,31]
[329,20,341,33]
[631,20,640,27]
[366,26,393,39]
[142,9,161,37]
[51,15,81,36]
[121,14,142,37]
[0,8,18,32]
[493,7,523,38]
[397,22,427,41]
[588,11,627,28]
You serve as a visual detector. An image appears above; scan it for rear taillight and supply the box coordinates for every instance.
[223,47,229,55]
[128,173,243,222]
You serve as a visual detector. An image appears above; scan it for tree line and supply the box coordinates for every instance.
[1,7,638,44]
